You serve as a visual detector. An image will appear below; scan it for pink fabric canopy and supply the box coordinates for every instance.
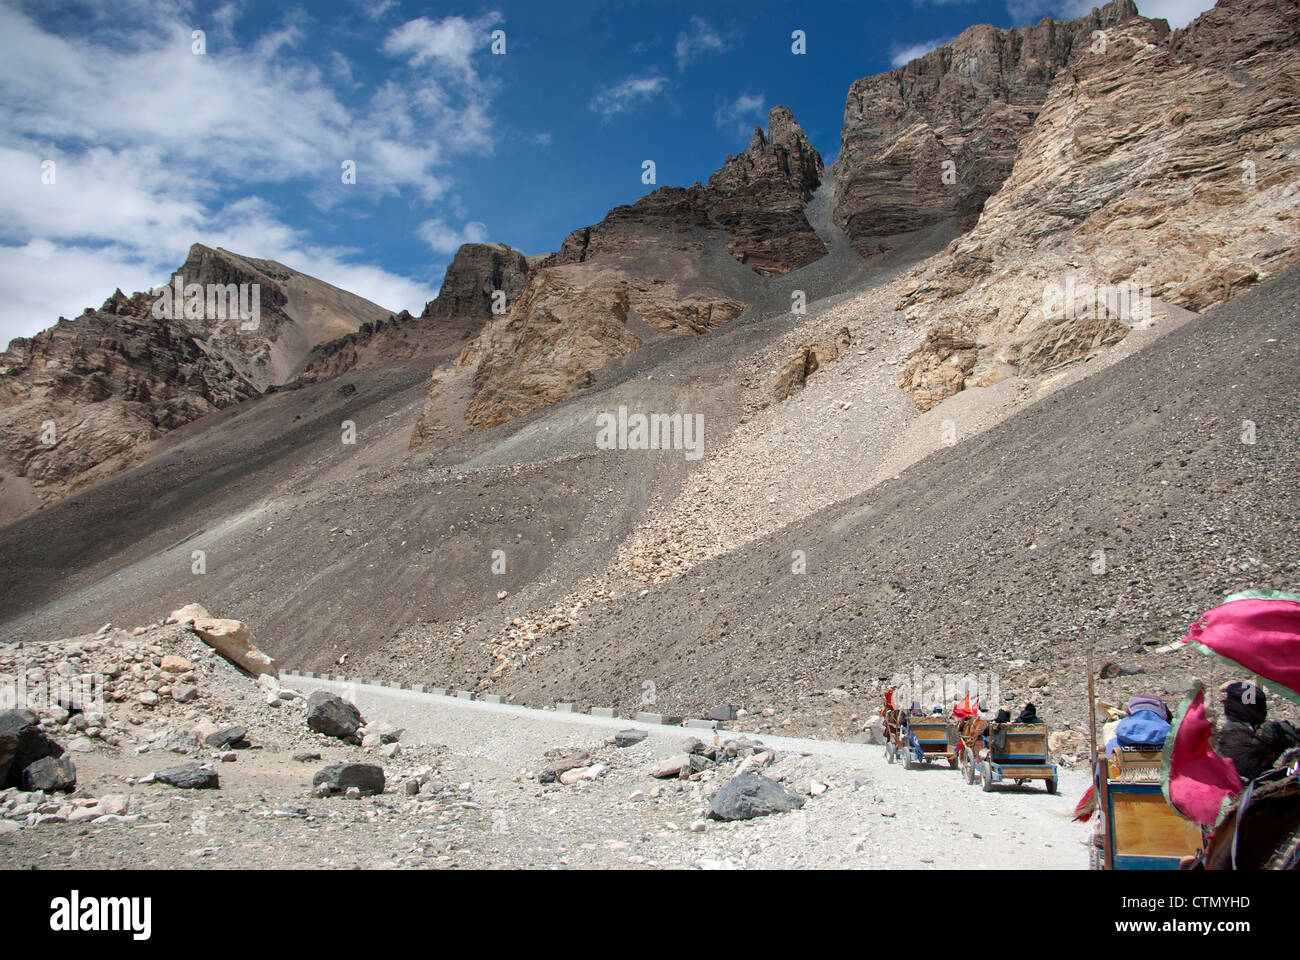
[1162,683,1241,828]
[1181,591,1300,702]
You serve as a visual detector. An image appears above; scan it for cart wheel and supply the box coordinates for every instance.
[903,749,914,770]
[1045,777,1057,795]
[885,741,894,764]
[948,755,959,769]
[981,760,994,792]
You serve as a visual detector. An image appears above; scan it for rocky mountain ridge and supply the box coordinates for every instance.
[0,245,392,512]
[895,0,1300,409]
[295,243,532,385]
[833,0,1140,254]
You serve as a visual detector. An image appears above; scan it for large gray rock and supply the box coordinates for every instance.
[312,763,384,797]
[153,763,220,789]
[0,732,15,787]
[306,691,363,739]
[22,755,77,793]
[0,710,64,788]
[204,726,248,749]
[708,773,805,821]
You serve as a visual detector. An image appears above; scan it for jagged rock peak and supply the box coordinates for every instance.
[832,0,1140,252]
[421,243,531,323]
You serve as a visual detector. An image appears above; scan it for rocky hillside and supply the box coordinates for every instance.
[0,245,392,512]
[411,106,823,441]
[896,0,1300,410]
[833,0,1139,254]
[296,243,531,384]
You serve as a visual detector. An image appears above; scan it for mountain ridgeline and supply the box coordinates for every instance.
[2,0,1297,515]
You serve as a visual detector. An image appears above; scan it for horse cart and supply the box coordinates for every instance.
[884,712,959,769]
[1092,746,1203,870]
[963,722,1059,793]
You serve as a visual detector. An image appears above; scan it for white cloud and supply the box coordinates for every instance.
[714,93,766,138]
[383,12,498,81]
[675,16,726,70]
[589,74,668,118]
[1005,0,1216,28]
[0,3,495,343]
[0,240,163,337]
[890,36,955,67]
[417,219,490,255]
[360,0,398,20]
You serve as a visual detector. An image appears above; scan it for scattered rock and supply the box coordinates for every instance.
[648,754,692,779]
[153,763,220,789]
[160,655,194,674]
[538,751,590,784]
[204,726,248,750]
[306,691,363,740]
[708,773,805,821]
[22,755,77,793]
[614,729,648,748]
[172,608,278,680]
[312,763,385,797]
[0,711,65,788]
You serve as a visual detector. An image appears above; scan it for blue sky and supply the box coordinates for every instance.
[0,0,1216,344]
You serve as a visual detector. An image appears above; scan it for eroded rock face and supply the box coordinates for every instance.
[461,266,746,430]
[833,0,1139,254]
[423,243,532,325]
[706,106,827,277]
[546,106,824,278]
[0,245,393,511]
[894,0,1300,409]
[296,245,530,384]
[771,328,851,400]
[413,111,823,441]
[0,289,260,509]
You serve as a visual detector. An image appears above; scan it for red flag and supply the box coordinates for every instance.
[1162,683,1241,828]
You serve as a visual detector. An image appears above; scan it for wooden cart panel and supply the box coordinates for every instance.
[1102,748,1202,869]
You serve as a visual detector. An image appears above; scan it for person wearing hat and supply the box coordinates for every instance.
[1215,680,1299,783]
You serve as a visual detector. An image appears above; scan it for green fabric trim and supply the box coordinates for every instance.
[1221,588,1300,605]
[1183,637,1300,706]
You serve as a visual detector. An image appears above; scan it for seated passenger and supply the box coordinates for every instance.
[1015,702,1042,724]
[1215,680,1300,783]
[1105,695,1170,754]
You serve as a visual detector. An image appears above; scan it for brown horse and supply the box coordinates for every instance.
[954,715,989,782]
[1189,751,1300,869]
